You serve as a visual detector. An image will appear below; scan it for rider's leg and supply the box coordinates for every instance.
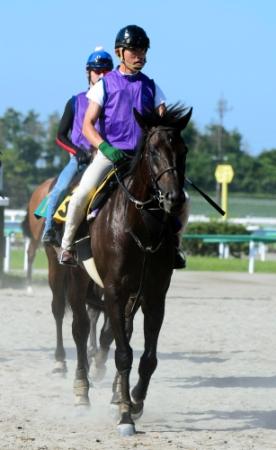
[43,157,78,244]
[60,151,113,265]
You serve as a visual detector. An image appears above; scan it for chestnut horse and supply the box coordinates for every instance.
[69,105,192,435]
[22,178,113,376]
[21,177,54,291]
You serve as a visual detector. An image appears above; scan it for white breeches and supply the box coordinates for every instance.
[61,150,113,250]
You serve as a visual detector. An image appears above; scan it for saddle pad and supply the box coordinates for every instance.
[34,194,49,219]
[52,168,116,223]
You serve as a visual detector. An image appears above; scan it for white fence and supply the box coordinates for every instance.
[3,210,276,275]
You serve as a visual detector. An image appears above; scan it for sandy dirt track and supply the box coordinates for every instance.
[0,271,276,449]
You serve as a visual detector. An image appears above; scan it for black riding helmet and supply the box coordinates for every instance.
[115,25,150,50]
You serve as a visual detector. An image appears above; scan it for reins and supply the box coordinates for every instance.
[114,127,175,260]
[114,171,156,209]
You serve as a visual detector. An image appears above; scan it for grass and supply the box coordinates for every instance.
[10,247,48,270]
[189,192,276,218]
[8,247,276,274]
[186,256,276,273]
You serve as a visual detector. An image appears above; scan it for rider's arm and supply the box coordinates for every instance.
[56,97,80,155]
[82,101,104,149]
[83,81,106,149]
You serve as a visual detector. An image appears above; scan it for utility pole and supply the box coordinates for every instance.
[216,96,231,163]
[215,96,231,203]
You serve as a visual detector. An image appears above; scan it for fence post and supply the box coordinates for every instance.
[218,242,224,259]
[248,240,255,274]
[4,235,10,272]
[0,206,5,282]
[258,242,266,262]
[24,237,30,273]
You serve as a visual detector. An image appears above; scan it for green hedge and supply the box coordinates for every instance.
[183,221,249,257]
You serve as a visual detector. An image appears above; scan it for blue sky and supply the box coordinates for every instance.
[1,0,275,155]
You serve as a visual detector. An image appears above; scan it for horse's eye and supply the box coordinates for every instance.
[168,133,178,145]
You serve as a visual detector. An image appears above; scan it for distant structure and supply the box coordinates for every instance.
[0,160,10,283]
[216,95,232,162]
[214,96,232,203]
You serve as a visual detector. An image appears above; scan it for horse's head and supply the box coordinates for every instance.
[134,105,192,214]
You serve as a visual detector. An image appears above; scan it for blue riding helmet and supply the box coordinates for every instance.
[86,49,113,71]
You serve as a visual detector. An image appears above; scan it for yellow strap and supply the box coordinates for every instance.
[87,169,116,212]
[53,168,117,223]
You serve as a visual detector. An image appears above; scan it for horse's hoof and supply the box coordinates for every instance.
[52,361,67,374]
[117,423,136,436]
[74,396,90,407]
[73,377,89,406]
[131,401,144,420]
[90,363,107,382]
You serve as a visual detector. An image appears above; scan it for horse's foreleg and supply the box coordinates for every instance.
[26,239,39,293]
[111,313,134,405]
[131,297,165,417]
[72,307,90,405]
[51,288,68,374]
[105,290,135,436]
[47,254,67,374]
[87,306,101,364]
[69,276,91,406]
[91,312,113,381]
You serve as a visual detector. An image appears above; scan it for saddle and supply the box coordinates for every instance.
[34,163,129,224]
[53,168,118,224]
[34,159,132,262]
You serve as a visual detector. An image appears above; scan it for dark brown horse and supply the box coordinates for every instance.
[70,105,192,435]
[22,178,113,375]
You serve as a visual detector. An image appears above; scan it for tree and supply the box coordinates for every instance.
[0,105,275,208]
[0,108,60,207]
[256,149,276,193]
[35,112,64,184]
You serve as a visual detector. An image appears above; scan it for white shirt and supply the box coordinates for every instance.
[86,72,166,108]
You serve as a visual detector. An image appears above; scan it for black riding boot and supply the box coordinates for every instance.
[173,234,186,269]
[42,228,60,246]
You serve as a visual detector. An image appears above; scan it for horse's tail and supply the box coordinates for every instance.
[21,209,32,238]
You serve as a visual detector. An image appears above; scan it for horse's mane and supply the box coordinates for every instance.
[129,103,188,173]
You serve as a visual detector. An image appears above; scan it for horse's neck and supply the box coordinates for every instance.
[130,162,151,200]
[125,162,168,238]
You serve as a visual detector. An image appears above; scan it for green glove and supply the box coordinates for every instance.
[98,141,124,163]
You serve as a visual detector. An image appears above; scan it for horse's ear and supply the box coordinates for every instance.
[133,108,148,130]
[178,107,193,131]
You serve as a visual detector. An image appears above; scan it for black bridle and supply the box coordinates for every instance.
[115,125,181,210]
[116,125,183,305]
